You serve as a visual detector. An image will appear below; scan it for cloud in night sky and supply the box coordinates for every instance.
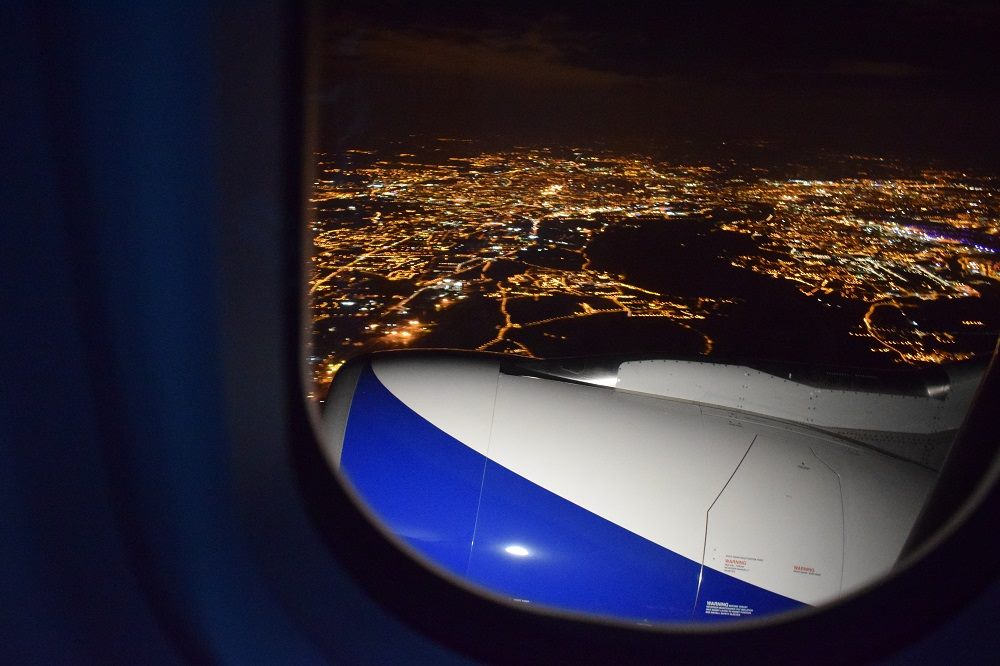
[358,29,635,89]
[317,1,1000,164]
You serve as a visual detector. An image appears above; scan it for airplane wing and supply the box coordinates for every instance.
[321,352,981,624]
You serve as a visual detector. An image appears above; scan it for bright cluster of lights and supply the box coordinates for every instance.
[309,140,999,392]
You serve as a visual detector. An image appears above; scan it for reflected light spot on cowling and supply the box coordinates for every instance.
[504,544,531,557]
[586,374,619,387]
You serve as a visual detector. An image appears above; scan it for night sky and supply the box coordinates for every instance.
[319,1,1000,165]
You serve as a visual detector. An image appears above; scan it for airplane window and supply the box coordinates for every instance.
[306,2,1000,625]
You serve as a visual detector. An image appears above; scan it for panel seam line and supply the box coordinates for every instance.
[465,368,501,577]
[693,432,757,617]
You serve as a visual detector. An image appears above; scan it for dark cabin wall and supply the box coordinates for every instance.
[1,2,466,662]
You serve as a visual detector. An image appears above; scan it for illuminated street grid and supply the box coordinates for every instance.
[309,141,999,395]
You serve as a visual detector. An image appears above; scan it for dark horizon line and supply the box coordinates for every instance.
[316,130,1000,174]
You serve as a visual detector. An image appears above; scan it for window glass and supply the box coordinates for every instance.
[308,1,1000,624]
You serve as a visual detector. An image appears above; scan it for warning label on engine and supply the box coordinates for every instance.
[723,554,763,573]
[704,601,754,617]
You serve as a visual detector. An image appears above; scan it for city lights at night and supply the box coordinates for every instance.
[307,1,1000,399]
[308,140,999,396]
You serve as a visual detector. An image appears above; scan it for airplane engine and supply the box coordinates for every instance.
[322,352,957,623]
